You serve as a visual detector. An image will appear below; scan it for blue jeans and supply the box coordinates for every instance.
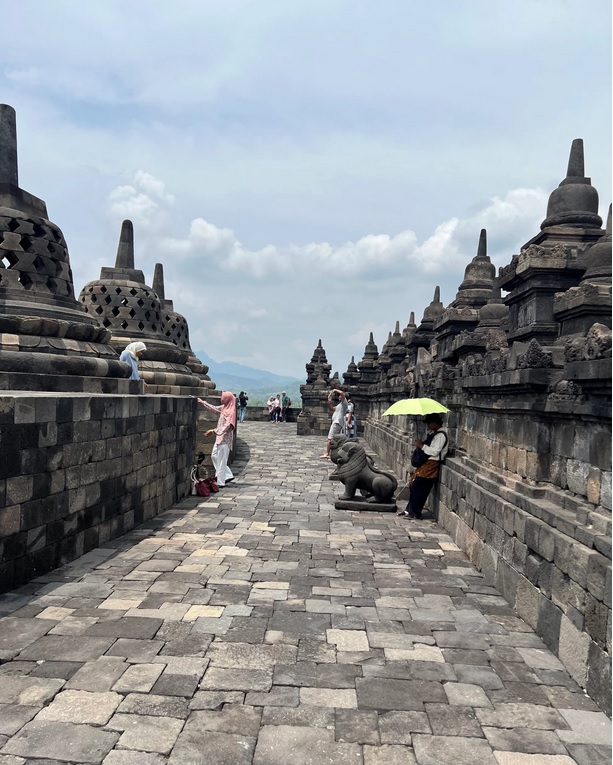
[238,406,246,423]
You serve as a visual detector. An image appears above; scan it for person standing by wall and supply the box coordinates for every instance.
[238,391,249,423]
[267,395,276,422]
[400,413,448,519]
[319,388,348,459]
[196,392,236,487]
[273,394,282,423]
[281,391,291,422]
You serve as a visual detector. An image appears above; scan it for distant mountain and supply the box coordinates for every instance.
[196,351,302,398]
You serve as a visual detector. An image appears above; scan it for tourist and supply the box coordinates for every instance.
[267,395,276,422]
[119,341,147,384]
[345,395,356,439]
[320,388,348,459]
[273,394,282,423]
[281,391,291,422]
[400,413,448,519]
[196,392,236,487]
[238,391,249,423]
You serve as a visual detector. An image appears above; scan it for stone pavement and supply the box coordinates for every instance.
[0,422,610,765]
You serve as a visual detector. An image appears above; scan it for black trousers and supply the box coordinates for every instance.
[408,476,436,518]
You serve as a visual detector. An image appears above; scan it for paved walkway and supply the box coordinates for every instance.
[0,423,610,765]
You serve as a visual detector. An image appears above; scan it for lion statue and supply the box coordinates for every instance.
[329,435,397,503]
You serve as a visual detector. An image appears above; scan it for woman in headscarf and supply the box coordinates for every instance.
[196,392,236,487]
[119,341,147,381]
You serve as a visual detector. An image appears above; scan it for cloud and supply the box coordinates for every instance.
[107,171,175,230]
[146,183,545,286]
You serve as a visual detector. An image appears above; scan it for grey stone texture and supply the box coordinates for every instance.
[0,392,196,593]
[0,424,610,765]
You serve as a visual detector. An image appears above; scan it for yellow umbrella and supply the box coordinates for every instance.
[382,398,450,416]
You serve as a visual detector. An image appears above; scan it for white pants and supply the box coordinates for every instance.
[211,443,234,487]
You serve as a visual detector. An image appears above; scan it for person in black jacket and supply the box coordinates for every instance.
[400,413,448,519]
[238,391,249,423]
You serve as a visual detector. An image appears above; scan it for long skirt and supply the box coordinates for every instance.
[407,476,436,518]
[211,443,234,487]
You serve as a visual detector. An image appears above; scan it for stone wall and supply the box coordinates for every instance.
[0,393,196,593]
[364,393,612,715]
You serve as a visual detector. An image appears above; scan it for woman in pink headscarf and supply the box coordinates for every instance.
[196,392,236,487]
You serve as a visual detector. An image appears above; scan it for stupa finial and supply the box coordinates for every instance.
[477,228,487,258]
[567,138,585,178]
[115,220,135,269]
[0,104,18,186]
[153,263,165,301]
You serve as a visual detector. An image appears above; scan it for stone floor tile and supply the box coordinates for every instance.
[106,713,184,754]
[493,754,577,764]
[444,682,492,707]
[117,693,189,718]
[555,708,611,745]
[476,703,569,731]
[207,641,297,669]
[299,687,357,708]
[0,676,64,706]
[199,666,272,691]
[112,664,164,694]
[103,751,167,765]
[245,686,300,707]
[170,729,255,765]
[364,744,417,764]
[0,617,59,661]
[66,657,128,692]
[483,727,569,755]
[253,725,362,765]
[453,664,504,690]
[413,734,498,765]
[327,628,369,652]
[35,690,121,724]
[261,704,336,727]
[189,690,245,710]
[356,678,446,711]
[185,705,262,736]
[378,710,431,744]
[0,705,37,736]
[150,672,198,698]
[105,639,164,661]
[563,743,613,765]
[16,636,114,662]
[541,687,600,711]
[425,703,484,737]
[335,708,380,744]
[2,720,119,762]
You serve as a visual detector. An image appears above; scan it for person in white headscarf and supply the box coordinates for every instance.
[119,341,146,381]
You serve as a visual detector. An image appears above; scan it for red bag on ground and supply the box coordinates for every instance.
[205,477,219,493]
[195,479,210,498]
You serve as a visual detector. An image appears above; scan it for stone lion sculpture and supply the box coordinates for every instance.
[329,435,397,504]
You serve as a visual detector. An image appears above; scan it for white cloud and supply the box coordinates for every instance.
[107,171,174,230]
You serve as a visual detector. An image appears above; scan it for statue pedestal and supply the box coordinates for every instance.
[335,499,397,512]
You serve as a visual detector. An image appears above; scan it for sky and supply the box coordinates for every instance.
[2,0,611,379]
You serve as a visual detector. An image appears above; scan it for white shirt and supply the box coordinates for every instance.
[421,430,448,462]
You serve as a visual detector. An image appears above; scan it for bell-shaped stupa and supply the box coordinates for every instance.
[541,139,602,230]
[79,221,207,393]
[0,104,131,391]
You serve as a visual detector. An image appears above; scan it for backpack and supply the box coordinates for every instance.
[411,430,447,468]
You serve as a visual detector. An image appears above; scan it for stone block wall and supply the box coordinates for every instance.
[0,393,196,592]
[436,455,612,715]
[364,416,612,714]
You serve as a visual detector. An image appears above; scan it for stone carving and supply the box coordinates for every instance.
[517,338,553,369]
[549,380,582,399]
[586,323,612,360]
[329,435,397,503]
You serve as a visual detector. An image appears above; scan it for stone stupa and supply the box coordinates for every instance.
[0,104,133,392]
